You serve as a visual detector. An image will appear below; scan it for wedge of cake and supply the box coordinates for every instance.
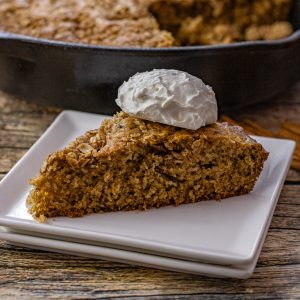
[27,69,268,221]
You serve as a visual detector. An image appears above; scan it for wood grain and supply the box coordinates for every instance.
[0,84,299,299]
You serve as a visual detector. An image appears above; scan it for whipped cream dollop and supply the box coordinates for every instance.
[115,69,218,130]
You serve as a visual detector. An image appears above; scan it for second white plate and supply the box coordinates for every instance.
[0,227,260,279]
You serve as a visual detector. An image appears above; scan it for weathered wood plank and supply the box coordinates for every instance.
[0,148,27,173]
[286,169,300,182]
[0,131,39,148]
[231,82,300,131]
[258,230,300,266]
[0,113,57,133]
[270,215,300,230]
[277,185,300,204]
[0,239,299,299]
[0,91,61,115]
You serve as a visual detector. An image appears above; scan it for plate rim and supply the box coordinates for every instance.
[0,226,257,279]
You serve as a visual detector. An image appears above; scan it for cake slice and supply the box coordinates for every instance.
[27,112,268,222]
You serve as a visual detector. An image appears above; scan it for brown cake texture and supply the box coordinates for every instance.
[0,0,293,47]
[27,112,269,222]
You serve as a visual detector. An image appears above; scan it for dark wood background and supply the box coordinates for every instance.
[0,84,299,299]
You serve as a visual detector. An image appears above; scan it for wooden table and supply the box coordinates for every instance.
[0,85,299,299]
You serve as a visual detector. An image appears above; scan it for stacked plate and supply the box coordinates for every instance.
[0,111,295,278]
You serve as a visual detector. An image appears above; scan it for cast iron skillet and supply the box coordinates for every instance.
[0,2,299,114]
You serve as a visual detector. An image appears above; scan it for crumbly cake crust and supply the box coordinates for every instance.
[27,112,269,221]
[0,0,292,47]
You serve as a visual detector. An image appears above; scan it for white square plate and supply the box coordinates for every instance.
[0,227,262,279]
[0,111,295,266]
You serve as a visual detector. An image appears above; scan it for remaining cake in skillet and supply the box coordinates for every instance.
[27,70,269,222]
[0,0,293,47]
